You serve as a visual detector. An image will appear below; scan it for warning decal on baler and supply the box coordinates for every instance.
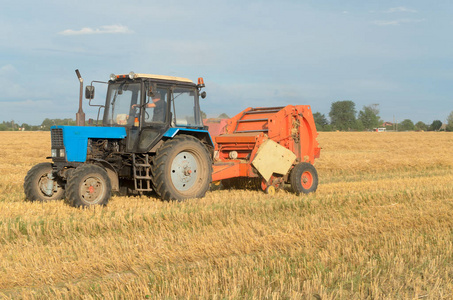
[251,139,297,182]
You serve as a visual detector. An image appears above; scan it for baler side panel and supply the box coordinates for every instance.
[295,105,320,164]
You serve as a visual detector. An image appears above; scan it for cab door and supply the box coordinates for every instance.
[137,83,171,152]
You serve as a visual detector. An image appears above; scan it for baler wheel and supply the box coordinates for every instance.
[65,164,111,207]
[24,162,64,201]
[152,135,212,201]
[290,162,318,194]
[265,185,276,195]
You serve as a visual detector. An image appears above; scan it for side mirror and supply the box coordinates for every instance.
[200,91,207,99]
[85,85,95,99]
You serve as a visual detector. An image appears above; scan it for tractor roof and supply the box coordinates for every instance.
[133,73,193,83]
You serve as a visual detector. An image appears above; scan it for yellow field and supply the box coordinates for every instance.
[0,131,452,299]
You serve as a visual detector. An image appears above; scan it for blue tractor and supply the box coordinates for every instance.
[24,71,213,207]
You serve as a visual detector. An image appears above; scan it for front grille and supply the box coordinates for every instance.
[51,128,64,148]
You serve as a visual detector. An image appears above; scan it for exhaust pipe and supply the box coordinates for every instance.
[75,69,85,126]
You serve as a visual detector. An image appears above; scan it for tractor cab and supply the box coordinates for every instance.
[88,72,207,153]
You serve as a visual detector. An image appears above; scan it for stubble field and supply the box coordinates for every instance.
[0,131,452,299]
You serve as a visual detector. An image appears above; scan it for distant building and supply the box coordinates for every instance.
[382,122,393,127]
[203,118,228,137]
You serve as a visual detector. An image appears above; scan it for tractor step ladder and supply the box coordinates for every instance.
[132,154,153,192]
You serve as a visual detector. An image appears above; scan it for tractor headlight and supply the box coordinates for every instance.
[109,73,116,81]
[128,71,135,79]
[51,149,65,157]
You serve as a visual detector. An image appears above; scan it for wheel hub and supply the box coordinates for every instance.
[39,173,57,197]
[170,151,199,191]
[301,171,313,189]
[80,176,104,204]
[184,168,192,176]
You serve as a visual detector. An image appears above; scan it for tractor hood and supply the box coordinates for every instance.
[50,126,127,162]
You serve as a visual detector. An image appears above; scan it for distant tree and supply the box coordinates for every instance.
[358,104,381,130]
[313,112,329,131]
[40,118,76,130]
[355,119,365,131]
[218,113,230,119]
[21,123,31,131]
[323,124,333,131]
[415,121,428,131]
[429,120,443,131]
[41,118,54,131]
[399,119,415,131]
[0,121,19,131]
[329,100,356,131]
[200,110,207,119]
[62,118,76,126]
[446,111,453,132]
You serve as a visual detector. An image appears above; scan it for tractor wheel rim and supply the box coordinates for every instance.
[38,174,57,197]
[301,171,313,189]
[80,176,104,204]
[170,151,199,191]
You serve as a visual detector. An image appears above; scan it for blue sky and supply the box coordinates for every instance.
[1,0,452,125]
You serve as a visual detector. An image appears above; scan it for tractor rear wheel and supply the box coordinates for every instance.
[65,164,111,207]
[152,135,212,201]
[24,162,64,201]
[290,162,318,194]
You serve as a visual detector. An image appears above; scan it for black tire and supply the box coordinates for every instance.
[65,164,111,207]
[152,135,212,201]
[290,162,318,194]
[24,162,64,202]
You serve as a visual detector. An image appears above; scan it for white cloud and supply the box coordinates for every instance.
[373,19,425,26]
[0,64,19,76]
[59,25,133,36]
[385,7,417,13]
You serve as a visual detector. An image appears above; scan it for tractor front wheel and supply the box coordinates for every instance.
[152,135,212,201]
[65,164,111,207]
[290,162,318,194]
[24,162,64,201]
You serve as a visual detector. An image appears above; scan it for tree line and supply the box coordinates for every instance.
[0,113,229,131]
[0,103,451,132]
[313,100,453,132]
[0,118,77,131]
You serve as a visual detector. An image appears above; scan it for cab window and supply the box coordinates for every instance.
[104,82,140,126]
[171,88,201,127]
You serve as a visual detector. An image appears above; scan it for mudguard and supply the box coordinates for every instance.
[163,127,214,148]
